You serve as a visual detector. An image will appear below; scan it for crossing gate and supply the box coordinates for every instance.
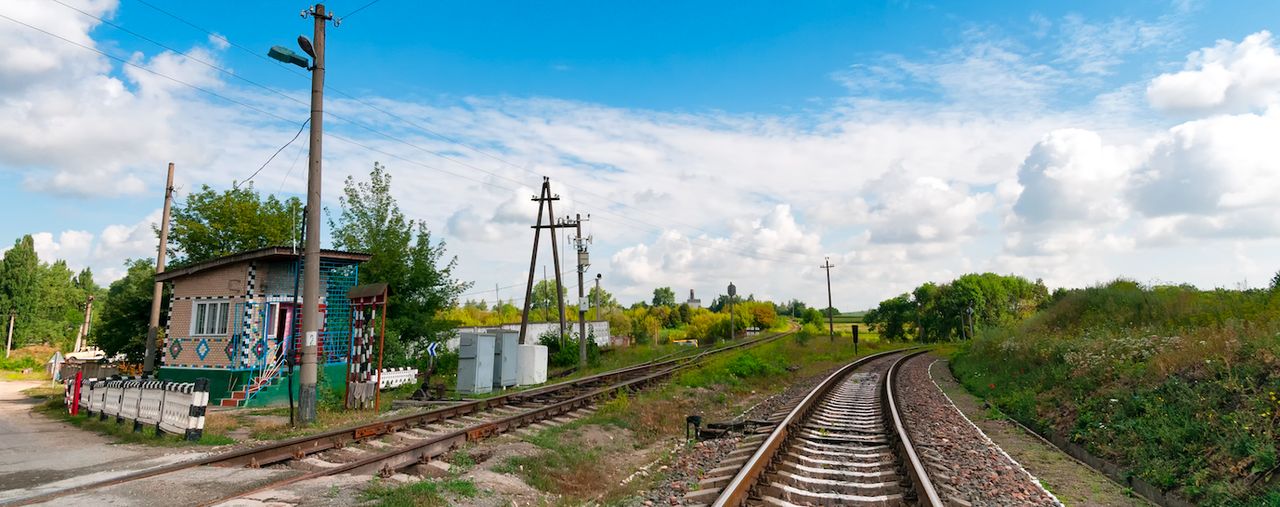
[65,376,210,441]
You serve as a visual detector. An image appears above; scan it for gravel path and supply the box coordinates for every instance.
[897,353,1061,506]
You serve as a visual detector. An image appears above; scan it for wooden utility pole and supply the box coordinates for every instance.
[4,312,13,358]
[144,163,175,376]
[518,178,568,345]
[820,257,835,341]
[299,3,332,424]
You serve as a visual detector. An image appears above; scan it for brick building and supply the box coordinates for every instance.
[156,246,369,407]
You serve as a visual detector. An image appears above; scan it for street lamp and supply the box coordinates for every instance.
[270,3,333,425]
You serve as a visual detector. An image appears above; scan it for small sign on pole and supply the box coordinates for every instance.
[852,324,859,355]
[427,341,440,357]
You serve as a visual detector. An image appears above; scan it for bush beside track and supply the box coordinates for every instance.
[952,280,1280,506]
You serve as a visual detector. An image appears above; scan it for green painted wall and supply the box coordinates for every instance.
[158,363,349,407]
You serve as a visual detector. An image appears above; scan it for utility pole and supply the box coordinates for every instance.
[820,257,835,341]
[518,178,568,345]
[4,312,13,359]
[569,213,590,368]
[299,3,332,424]
[144,162,175,376]
[74,295,94,353]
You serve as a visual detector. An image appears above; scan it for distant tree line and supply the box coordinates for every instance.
[864,273,1050,342]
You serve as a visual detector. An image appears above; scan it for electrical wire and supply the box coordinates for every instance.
[237,118,309,189]
[125,0,814,259]
[338,0,383,22]
[22,5,816,267]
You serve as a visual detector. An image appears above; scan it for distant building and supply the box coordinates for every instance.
[686,289,701,309]
[155,246,370,407]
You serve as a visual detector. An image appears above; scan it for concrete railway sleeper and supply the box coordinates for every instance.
[708,349,942,507]
[7,329,793,506]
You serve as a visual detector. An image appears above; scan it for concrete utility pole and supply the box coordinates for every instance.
[570,214,590,368]
[74,295,94,353]
[144,163,175,376]
[820,257,835,341]
[299,3,332,424]
[5,312,13,358]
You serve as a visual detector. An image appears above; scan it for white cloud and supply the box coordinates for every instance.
[1147,31,1280,114]
[1011,129,1133,225]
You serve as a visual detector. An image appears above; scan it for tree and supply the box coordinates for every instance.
[94,259,160,361]
[0,235,40,347]
[531,279,565,322]
[588,285,617,312]
[169,184,302,265]
[328,163,470,367]
[652,287,676,307]
[1271,271,1280,292]
[864,294,915,341]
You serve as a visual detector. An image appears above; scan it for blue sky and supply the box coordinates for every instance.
[3,0,1280,307]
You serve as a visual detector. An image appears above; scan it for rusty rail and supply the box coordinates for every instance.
[710,348,910,507]
[886,349,944,506]
[7,329,792,506]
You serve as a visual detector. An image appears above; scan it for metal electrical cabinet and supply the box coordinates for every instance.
[517,344,548,386]
[457,333,495,394]
[492,330,518,389]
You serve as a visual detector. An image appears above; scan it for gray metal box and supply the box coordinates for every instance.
[456,333,495,394]
[491,330,518,388]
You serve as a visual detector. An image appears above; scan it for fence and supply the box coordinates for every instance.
[65,375,210,441]
[378,367,418,390]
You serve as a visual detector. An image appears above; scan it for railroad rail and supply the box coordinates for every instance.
[8,329,792,506]
[708,349,942,506]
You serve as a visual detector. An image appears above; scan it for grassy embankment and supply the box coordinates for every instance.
[1,345,55,381]
[493,324,897,504]
[951,280,1280,506]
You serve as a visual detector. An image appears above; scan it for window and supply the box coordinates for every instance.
[192,301,230,336]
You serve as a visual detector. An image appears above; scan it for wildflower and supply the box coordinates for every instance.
[988,383,995,390]
[1109,398,1118,403]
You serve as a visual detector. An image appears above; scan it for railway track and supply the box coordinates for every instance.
[704,349,942,507]
[8,330,791,506]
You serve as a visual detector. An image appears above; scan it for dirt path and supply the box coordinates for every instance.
[927,356,1152,507]
[0,380,212,504]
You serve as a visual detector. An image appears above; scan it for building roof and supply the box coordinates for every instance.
[156,246,371,282]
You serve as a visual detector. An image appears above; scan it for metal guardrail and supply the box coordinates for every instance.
[710,348,909,507]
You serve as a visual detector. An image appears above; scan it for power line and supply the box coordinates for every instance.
[22,5,814,268]
[338,0,384,22]
[238,118,309,189]
[123,1,790,255]
[0,12,296,125]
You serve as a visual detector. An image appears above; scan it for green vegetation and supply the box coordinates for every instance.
[361,476,478,506]
[865,272,1049,342]
[329,163,470,370]
[951,279,1280,505]
[0,235,101,353]
[168,183,303,266]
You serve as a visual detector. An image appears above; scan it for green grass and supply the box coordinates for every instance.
[951,280,1280,506]
[361,477,478,507]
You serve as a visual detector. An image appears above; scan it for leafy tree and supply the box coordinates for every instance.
[1271,271,1280,292]
[169,184,302,265]
[328,163,470,367]
[587,285,617,313]
[94,259,160,360]
[747,302,778,330]
[864,294,914,341]
[0,235,40,347]
[676,303,691,325]
[530,279,566,322]
[652,286,676,307]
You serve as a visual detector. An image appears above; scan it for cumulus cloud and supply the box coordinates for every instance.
[1147,31,1280,114]
[1011,129,1133,225]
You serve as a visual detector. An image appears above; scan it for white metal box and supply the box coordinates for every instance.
[516,344,548,386]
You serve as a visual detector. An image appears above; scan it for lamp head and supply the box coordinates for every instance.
[297,36,315,58]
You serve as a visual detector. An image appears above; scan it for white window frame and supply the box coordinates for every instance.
[191,300,230,336]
